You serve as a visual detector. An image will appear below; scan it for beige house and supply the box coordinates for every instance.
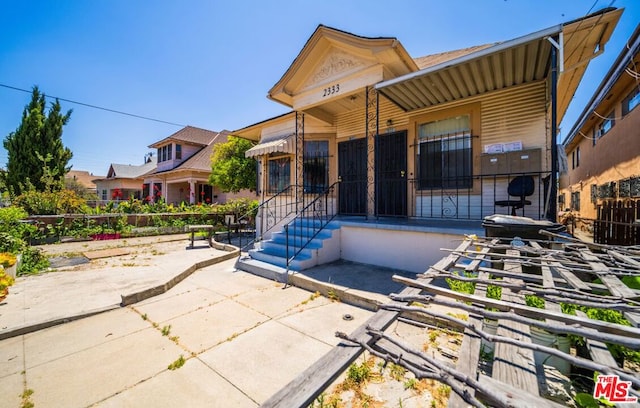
[93,158,156,203]
[65,170,102,196]
[560,23,640,226]
[233,9,622,272]
[94,126,255,205]
[144,126,255,205]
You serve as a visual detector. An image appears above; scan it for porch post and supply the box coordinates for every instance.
[295,111,305,213]
[365,86,379,219]
[549,36,559,221]
[189,180,195,204]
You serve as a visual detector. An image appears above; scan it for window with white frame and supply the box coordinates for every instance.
[596,111,615,139]
[101,189,107,200]
[176,144,182,160]
[623,88,640,116]
[156,145,173,162]
[417,115,472,189]
[267,156,290,194]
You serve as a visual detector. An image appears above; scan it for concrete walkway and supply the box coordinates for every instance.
[0,234,409,407]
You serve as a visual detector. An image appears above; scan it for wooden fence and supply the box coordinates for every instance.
[595,199,640,245]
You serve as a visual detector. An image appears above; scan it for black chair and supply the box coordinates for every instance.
[495,175,535,216]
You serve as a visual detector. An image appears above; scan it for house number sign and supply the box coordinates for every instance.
[322,84,340,97]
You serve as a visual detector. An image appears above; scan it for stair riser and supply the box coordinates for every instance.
[247,249,310,270]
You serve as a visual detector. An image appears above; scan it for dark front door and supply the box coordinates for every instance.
[376,131,407,217]
[338,138,367,215]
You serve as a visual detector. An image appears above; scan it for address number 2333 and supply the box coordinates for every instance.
[322,84,340,97]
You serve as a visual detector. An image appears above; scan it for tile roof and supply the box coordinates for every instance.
[413,43,497,69]
[148,126,220,148]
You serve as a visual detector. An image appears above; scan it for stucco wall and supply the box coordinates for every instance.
[339,225,477,273]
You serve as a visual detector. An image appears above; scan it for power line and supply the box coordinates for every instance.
[0,83,186,127]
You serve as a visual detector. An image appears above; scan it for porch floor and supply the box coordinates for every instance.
[334,215,485,235]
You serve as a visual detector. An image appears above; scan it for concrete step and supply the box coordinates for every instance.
[258,241,315,259]
[288,218,340,230]
[247,248,312,271]
[268,234,325,249]
[235,256,288,282]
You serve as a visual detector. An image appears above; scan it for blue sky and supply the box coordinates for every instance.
[1,0,638,177]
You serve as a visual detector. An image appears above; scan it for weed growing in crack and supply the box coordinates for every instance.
[20,388,34,408]
[161,325,171,336]
[168,355,185,370]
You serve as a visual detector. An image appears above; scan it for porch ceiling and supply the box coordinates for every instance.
[375,8,622,123]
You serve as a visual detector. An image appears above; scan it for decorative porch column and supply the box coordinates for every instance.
[189,180,195,204]
[295,111,305,213]
[365,86,378,219]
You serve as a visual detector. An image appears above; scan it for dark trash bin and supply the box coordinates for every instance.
[482,214,565,240]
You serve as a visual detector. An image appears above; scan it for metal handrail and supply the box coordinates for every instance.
[284,181,340,282]
[236,185,302,253]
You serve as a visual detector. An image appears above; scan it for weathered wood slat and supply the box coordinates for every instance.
[492,250,539,394]
[393,277,640,338]
[477,374,566,408]
[580,248,640,326]
[576,311,619,368]
[259,240,472,408]
[608,250,640,268]
[549,262,592,291]
[448,240,496,408]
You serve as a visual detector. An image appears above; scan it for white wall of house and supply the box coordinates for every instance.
[339,225,480,273]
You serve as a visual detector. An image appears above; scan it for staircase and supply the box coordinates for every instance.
[246,218,341,271]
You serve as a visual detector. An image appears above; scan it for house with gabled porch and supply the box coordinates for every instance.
[233,8,622,274]
[93,158,156,203]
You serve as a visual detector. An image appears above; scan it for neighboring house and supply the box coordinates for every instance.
[65,170,102,196]
[559,23,640,227]
[143,126,255,205]
[93,157,156,203]
[233,9,621,272]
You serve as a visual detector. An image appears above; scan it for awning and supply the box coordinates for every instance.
[375,7,622,124]
[245,134,295,158]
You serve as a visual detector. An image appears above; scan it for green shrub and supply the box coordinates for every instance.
[13,190,88,215]
[18,247,49,276]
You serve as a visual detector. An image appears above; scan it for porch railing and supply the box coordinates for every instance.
[284,181,340,278]
[235,185,302,253]
[408,171,552,220]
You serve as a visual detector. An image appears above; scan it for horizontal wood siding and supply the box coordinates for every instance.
[481,82,547,152]
[336,96,407,140]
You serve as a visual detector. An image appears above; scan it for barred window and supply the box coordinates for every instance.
[417,115,472,189]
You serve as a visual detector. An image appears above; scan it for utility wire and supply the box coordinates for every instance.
[0,83,186,127]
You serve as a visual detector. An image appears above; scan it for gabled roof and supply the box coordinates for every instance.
[268,24,417,107]
[563,22,640,148]
[66,170,102,189]
[102,158,157,180]
[148,126,220,148]
[376,7,622,124]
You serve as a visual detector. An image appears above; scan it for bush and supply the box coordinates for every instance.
[13,190,88,215]
[0,207,33,238]
[18,247,49,276]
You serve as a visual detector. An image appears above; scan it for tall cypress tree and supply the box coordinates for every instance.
[2,86,73,195]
